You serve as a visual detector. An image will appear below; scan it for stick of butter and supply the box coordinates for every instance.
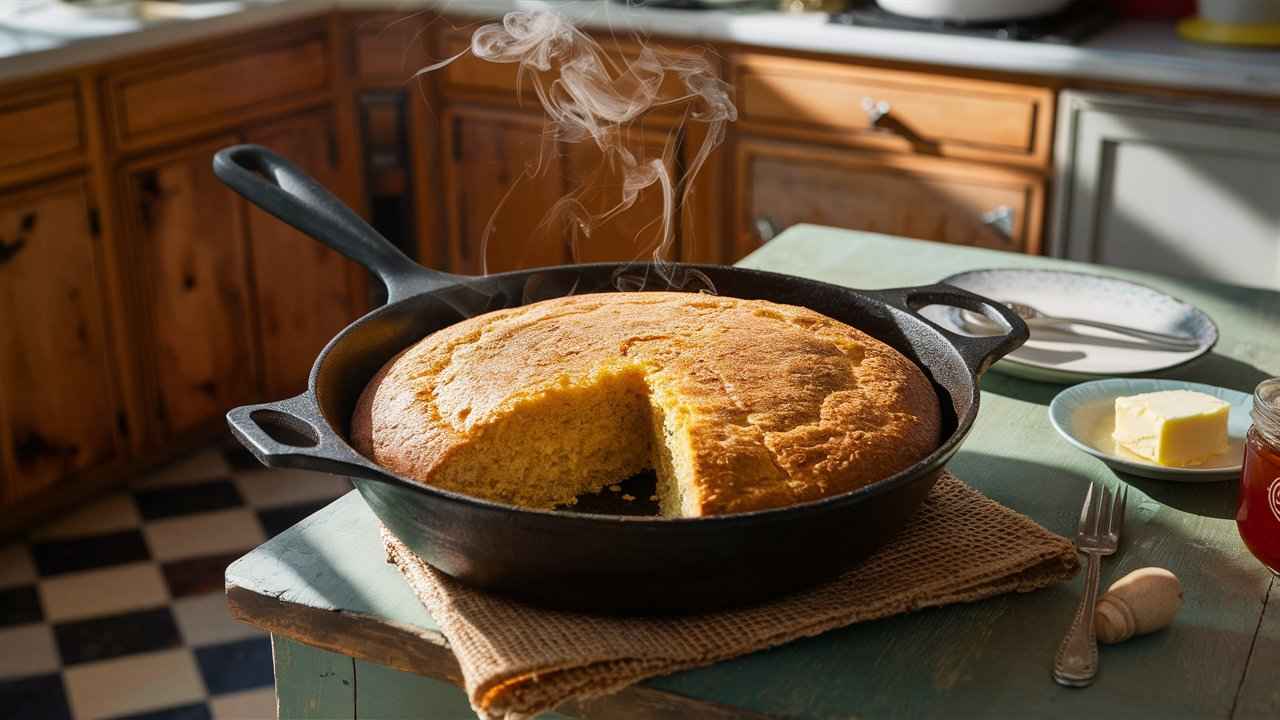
[1113,390,1230,467]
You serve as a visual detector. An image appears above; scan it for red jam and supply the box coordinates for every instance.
[1238,379,1280,577]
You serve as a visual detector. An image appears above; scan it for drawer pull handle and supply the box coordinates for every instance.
[754,216,780,244]
[861,97,892,129]
[982,205,1015,237]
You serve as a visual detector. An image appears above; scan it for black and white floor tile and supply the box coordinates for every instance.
[0,445,352,720]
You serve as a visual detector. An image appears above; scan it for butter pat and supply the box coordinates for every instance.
[1113,390,1230,467]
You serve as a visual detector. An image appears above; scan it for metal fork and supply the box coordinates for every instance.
[1053,482,1128,688]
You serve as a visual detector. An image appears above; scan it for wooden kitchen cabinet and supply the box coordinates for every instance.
[0,179,122,503]
[443,105,704,273]
[561,124,685,266]
[245,109,367,399]
[121,136,259,444]
[103,27,332,153]
[1053,92,1280,291]
[0,82,84,185]
[733,137,1045,259]
[442,107,569,274]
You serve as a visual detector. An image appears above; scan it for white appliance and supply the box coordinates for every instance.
[1052,92,1280,291]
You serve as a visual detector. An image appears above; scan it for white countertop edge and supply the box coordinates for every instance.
[1,0,1279,99]
[0,1,327,86]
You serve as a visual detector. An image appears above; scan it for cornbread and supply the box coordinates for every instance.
[351,292,941,516]
[1113,390,1230,467]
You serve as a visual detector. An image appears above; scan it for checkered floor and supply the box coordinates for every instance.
[0,444,352,720]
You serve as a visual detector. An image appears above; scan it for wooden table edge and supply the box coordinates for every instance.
[225,583,771,719]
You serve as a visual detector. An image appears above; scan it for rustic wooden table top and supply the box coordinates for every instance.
[227,226,1280,719]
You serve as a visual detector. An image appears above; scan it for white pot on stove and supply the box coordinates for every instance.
[1198,0,1280,25]
[874,0,1075,22]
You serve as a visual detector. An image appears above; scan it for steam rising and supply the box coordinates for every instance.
[419,9,736,293]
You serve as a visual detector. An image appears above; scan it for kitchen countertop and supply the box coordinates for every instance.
[3,0,1280,97]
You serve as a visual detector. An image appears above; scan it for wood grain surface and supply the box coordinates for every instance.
[0,179,120,503]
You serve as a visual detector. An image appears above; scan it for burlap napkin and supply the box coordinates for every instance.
[383,471,1078,720]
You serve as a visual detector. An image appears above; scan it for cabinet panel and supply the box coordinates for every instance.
[246,110,366,399]
[443,107,569,274]
[444,107,702,272]
[0,83,83,180]
[562,127,683,265]
[1054,92,1280,291]
[124,136,258,440]
[0,179,120,502]
[107,34,330,150]
[734,138,1041,260]
[351,13,432,83]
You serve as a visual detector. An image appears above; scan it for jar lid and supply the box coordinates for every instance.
[1254,378,1280,439]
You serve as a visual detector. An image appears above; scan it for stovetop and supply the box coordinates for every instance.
[830,1,1117,45]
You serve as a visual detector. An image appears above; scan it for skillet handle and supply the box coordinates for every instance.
[226,395,397,486]
[213,144,456,304]
[869,283,1029,375]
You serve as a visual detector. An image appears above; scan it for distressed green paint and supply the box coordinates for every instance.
[273,636,355,719]
[1236,578,1279,719]
[231,229,1280,719]
[353,659,575,720]
[353,659,478,720]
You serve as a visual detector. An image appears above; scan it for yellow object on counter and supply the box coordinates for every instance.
[1113,390,1230,467]
[1178,17,1280,47]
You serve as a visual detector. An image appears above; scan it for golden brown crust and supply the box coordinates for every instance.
[351,292,941,516]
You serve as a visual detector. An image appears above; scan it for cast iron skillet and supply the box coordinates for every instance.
[213,144,1028,613]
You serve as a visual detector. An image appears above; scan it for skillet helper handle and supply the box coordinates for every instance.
[873,283,1029,376]
[226,395,389,484]
[212,144,444,304]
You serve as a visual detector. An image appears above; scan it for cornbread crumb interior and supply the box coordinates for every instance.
[351,292,941,517]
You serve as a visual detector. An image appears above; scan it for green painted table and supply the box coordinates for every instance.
[226,227,1280,719]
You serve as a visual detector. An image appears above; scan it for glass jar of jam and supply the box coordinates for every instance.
[1238,377,1280,576]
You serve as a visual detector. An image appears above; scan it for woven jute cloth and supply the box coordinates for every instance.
[382,471,1079,720]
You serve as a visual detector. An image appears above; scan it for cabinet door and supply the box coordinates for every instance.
[562,126,683,265]
[1054,92,1280,291]
[246,110,366,399]
[444,106,704,272]
[124,136,258,441]
[0,179,120,502]
[443,107,569,274]
[734,138,1043,261]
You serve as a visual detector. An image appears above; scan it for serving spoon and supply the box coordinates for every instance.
[1000,300,1201,352]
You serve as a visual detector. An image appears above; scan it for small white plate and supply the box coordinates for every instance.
[1049,378,1251,482]
[928,269,1218,384]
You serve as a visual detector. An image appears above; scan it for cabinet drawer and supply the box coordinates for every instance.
[735,138,1045,259]
[735,54,1053,166]
[435,29,711,118]
[352,14,432,82]
[107,35,330,149]
[0,84,83,178]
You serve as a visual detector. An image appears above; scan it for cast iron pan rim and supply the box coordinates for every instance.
[310,262,981,528]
